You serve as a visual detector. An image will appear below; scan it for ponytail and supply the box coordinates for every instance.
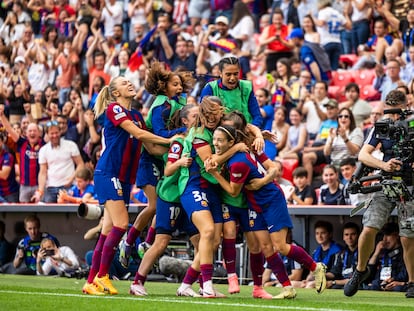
[94,77,121,119]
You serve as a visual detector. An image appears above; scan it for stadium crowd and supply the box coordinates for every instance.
[0,0,413,299]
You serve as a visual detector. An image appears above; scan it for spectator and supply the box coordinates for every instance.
[57,113,84,144]
[273,159,294,188]
[288,69,312,111]
[0,11,25,45]
[297,81,329,140]
[271,106,289,155]
[167,38,197,72]
[318,165,346,205]
[0,106,44,203]
[400,45,414,84]
[327,222,361,289]
[33,121,84,203]
[276,108,307,161]
[78,108,102,163]
[55,38,79,108]
[339,83,372,128]
[104,49,139,88]
[288,27,331,82]
[315,0,351,71]
[367,222,408,292]
[348,0,371,53]
[323,107,364,168]
[0,220,12,267]
[36,237,79,276]
[0,128,19,203]
[374,58,402,102]
[255,87,276,160]
[302,14,320,44]
[100,0,123,38]
[2,214,59,275]
[187,0,210,27]
[340,157,368,206]
[288,166,317,205]
[142,12,177,64]
[13,24,35,60]
[259,8,294,73]
[304,220,343,288]
[228,1,256,54]
[57,167,96,204]
[127,0,151,41]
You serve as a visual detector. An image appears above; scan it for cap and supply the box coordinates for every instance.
[287,28,304,40]
[324,99,338,108]
[14,56,25,64]
[215,16,229,25]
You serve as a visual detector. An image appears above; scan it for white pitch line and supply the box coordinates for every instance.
[0,290,354,311]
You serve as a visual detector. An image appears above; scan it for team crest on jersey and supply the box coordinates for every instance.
[171,143,181,154]
[113,105,126,120]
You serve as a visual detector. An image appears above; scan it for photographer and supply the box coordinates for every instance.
[36,237,79,276]
[344,90,414,299]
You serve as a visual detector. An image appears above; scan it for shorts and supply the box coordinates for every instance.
[19,185,37,203]
[94,171,131,205]
[188,0,211,19]
[247,208,269,231]
[155,198,198,237]
[363,188,414,238]
[315,150,330,166]
[250,193,293,233]
[222,203,255,232]
[180,184,223,224]
[135,151,164,188]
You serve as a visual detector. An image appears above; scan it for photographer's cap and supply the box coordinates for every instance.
[324,99,338,109]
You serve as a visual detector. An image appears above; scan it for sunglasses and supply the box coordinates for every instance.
[46,120,58,127]
[338,115,350,119]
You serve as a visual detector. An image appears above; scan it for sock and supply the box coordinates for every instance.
[98,226,126,277]
[126,226,140,246]
[182,266,200,286]
[250,252,264,286]
[133,272,147,285]
[200,263,214,285]
[266,252,291,287]
[145,226,156,245]
[222,238,236,274]
[287,244,317,271]
[87,234,106,284]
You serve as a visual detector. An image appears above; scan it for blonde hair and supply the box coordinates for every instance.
[93,77,122,118]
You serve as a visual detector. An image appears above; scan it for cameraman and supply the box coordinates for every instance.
[344,90,414,298]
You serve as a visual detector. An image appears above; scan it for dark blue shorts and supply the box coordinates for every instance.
[222,203,254,232]
[249,202,293,233]
[94,171,131,205]
[135,151,164,187]
[155,198,198,237]
[180,184,223,224]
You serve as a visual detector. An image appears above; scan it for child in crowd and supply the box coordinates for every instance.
[318,165,345,205]
[288,167,317,205]
[57,167,96,204]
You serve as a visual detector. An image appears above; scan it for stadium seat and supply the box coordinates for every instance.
[339,54,359,68]
[252,75,268,92]
[352,69,376,87]
[328,85,346,102]
[281,159,299,183]
[330,70,354,87]
[360,85,381,101]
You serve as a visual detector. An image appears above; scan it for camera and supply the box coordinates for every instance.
[43,249,55,257]
[77,203,103,220]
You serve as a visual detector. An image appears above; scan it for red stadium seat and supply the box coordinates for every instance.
[352,69,376,87]
[281,159,299,183]
[360,85,381,101]
[331,70,354,87]
[328,85,346,102]
[339,54,359,68]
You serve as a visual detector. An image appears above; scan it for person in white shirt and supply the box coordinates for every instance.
[36,237,79,276]
[100,0,123,38]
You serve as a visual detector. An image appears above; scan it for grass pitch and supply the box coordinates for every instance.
[0,275,412,311]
